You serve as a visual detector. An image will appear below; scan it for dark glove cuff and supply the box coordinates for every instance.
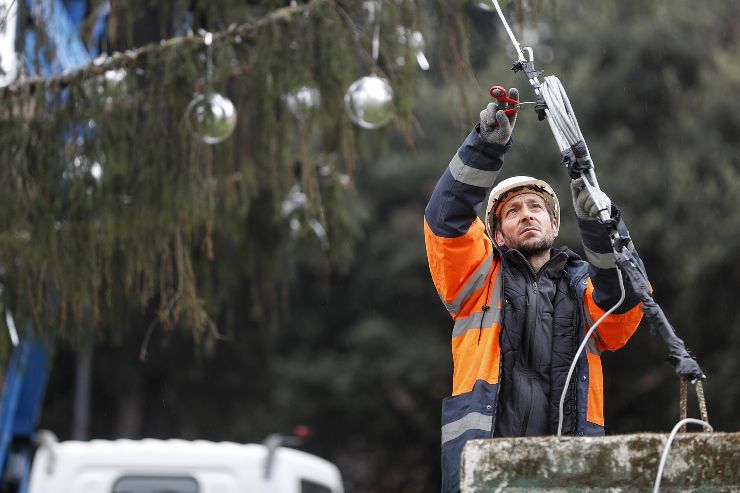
[577,204,621,252]
[465,125,512,167]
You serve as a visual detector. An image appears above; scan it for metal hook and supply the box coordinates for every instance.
[523,46,535,62]
[371,0,383,64]
[204,31,213,86]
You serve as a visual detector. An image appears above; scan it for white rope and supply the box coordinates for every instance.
[489,0,526,62]
[653,418,713,493]
[540,76,587,149]
[540,75,611,223]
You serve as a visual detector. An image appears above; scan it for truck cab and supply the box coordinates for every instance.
[0,336,345,493]
[27,435,344,493]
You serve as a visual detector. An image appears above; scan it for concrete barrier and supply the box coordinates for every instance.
[460,432,740,492]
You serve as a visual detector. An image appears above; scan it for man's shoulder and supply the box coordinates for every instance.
[562,248,589,284]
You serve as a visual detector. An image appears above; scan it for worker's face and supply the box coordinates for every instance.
[494,192,558,255]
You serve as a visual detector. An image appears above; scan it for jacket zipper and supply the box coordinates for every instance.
[491,262,504,437]
[510,249,567,436]
[569,274,586,436]
[520,276,537,436]
[509,250,539,368]
[508,250,539,436]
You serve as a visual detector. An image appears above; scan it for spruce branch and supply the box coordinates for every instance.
[1,0,332,97]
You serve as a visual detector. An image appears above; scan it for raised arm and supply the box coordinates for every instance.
[424,91,517,317]
[571,178,646,350]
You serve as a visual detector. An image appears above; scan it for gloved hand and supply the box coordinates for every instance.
[479,87,518,145]
[570,176,611,220]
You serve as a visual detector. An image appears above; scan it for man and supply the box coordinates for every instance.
[424,88,646,493]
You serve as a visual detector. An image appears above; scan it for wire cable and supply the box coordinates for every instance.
[653,418,713,493]
[541,74,628,436]
[557,265,625,436]
[541,76,586,148]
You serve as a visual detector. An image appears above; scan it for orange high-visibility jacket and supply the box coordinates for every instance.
[424,128,645,493]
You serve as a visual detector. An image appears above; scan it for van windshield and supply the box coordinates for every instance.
[112,476,199,493]
[300,479,332,493]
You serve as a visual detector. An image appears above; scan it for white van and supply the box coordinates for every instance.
[27,434,344,493]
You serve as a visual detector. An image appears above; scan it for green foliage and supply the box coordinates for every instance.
[0,0,474,344]
[21,1,740,492]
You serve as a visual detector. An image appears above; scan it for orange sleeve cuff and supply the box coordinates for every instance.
[584,278,644,351]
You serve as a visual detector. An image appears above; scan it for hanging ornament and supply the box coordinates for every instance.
[281,183,307,238]
[280,183,330,248]
[283,86,321,121]
[85,57,127,107]
[62,153,104,198]
[396,27,430,71]
[186,93,237,144]
[344,0,395,129]
[185,32,237,144]
[308,219,330,251]
[344,76,394,129]
[62,125,105,195]
[281,184,308,219]
[472,0,496,11]
[102,68,128,109]
[63,155,103,184]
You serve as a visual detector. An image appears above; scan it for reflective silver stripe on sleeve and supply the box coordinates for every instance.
[583,290,595,326]
[583,246,617,269]
[441,412,493,446]
[452,269,503,338]
[448,153,497,188]
[584,239,635,270]
[443,254,494,316]
[586,337,602,356]
[582,278,607,351]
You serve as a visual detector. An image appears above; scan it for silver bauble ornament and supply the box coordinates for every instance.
[63,154,104,195]
[186,93,237,144]
[102,68,128,108]
[308,218,330,250]
[344,75,394,130]
[281,184,308,218]
[283,86,321,120]
[471,0,495,11]
[396,27,430,71]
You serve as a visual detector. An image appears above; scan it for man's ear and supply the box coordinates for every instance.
[552,217,559,238]
[494,229,505,246]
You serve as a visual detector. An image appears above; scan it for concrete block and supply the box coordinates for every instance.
[461,432,740,492]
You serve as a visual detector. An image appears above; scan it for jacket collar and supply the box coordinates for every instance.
[498,245,582,279]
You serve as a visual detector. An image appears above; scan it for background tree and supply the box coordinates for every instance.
[0,0,473,345]
[3,0,740,492]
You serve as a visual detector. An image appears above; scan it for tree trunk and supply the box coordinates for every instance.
[72,344,93,440]
[113,362,143,438]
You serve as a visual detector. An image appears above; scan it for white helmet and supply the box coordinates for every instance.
[485,176,560,237]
